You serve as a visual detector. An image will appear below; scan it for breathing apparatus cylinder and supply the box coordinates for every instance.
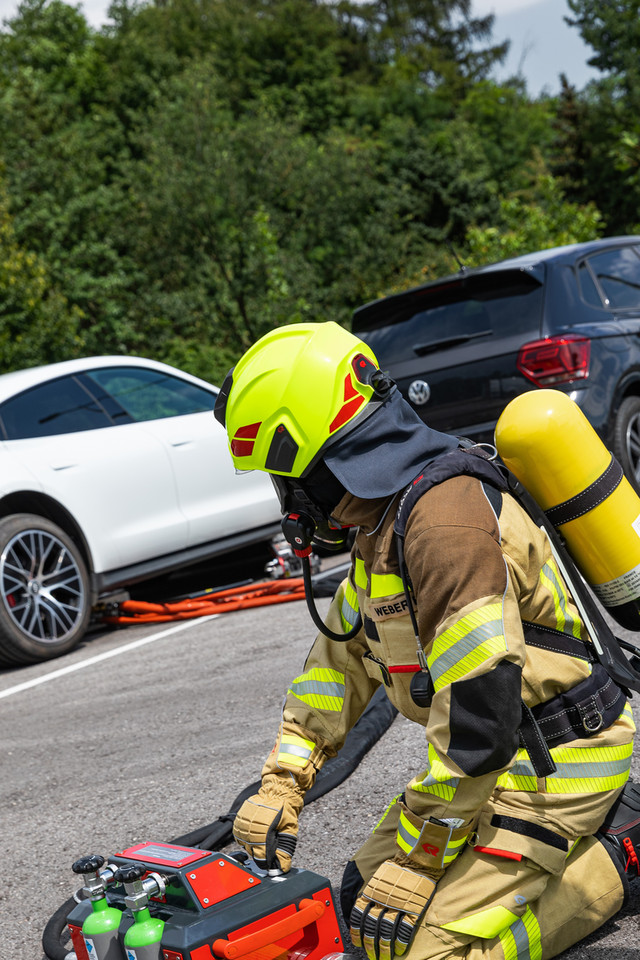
[495,389,640,631]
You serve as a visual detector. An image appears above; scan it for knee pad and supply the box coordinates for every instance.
[596,779,640,881]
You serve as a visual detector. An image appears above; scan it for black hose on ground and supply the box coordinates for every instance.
[42,892,86,960]
[42,686,398,960]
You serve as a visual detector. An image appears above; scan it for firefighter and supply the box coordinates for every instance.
[214,321,640,960]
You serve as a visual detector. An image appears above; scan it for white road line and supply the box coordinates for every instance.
[0,616,218,701]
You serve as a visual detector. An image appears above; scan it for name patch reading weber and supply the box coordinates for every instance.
[371,596,410,619]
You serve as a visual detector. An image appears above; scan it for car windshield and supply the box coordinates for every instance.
[355,272,544,366]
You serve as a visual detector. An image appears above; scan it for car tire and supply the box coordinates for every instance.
[613,396,640,494]
[0,514,91,666]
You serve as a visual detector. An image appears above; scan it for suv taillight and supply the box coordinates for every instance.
[517,335,590,386]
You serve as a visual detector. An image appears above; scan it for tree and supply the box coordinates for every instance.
[463,172,602,267]
[334,0,508,95]
[566,0,640,99]
[0,176,83,371]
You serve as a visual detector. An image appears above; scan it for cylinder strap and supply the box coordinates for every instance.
[545,455,624,527]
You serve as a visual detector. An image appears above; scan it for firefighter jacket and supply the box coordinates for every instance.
[272,472,635,880]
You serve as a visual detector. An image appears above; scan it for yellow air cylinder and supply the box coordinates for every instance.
[495,389,640,631]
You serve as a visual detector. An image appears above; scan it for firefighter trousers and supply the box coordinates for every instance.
[342,792,628,960]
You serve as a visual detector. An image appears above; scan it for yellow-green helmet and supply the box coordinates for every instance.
[214,322,392,477]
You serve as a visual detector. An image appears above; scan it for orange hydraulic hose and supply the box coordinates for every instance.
[103,578,307,625]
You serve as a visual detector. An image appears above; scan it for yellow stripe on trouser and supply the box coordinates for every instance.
[277,733,316,768]
[427,603,507,691]
[540,559,582,640]
[288,667,345,711]
[341,579,360,631]
[498,907,542,960]
[442,904,542,958]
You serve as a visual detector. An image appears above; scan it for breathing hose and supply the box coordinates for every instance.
[301,554,363,642]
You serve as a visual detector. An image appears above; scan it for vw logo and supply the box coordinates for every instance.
[408,379,431,406]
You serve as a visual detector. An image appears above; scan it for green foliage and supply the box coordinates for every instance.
[0,177,83,371]
[0,0,630,382]
[464,173,603,266]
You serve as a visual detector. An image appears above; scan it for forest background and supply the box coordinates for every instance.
[1,0,638,381]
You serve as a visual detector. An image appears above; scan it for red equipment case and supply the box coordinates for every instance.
[66,841,344,960]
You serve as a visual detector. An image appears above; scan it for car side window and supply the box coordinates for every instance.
[585,246,640,309]
[577,262,603,307]
[84,367,216,421]
[0,376,114,440]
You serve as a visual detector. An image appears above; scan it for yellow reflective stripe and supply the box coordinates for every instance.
[370,571,404,599]
[622,700,636,729]
[277,733,315,769]
[442,905,519,939]
[540,559,582,640]
[410,743,460,801]
[427,603,506,691]
[341,579,359,631]
[397,809,420,854]
[354,558,367,590]
[288,667,345,712]
[496,757,538,791]
[443,834,467,866]
[545,740,633,794]
[498,907,542,960]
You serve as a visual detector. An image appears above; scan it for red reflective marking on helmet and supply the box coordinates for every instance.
[234,422,261,439]
[343,372,359,402]
[329,374,365,433]
[231,438,255,457]
[329,395,365,433]
[230,422,261,456]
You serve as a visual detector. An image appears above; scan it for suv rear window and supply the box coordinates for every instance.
[354,271,544,366]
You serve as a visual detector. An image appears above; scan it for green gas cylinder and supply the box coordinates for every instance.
[72,855,122,960]
[114,863,165,960]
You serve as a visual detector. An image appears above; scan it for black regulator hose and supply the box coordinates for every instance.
[42,686,398,960]
[302,553,363,641]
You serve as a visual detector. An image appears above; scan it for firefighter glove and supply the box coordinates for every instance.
[350,859,437,960]
[233,786,300,872]
[233,722,329,872]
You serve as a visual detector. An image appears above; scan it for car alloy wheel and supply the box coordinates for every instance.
[0,514,91,665]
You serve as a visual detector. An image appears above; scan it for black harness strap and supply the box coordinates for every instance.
[521,620,596,662]
[531,662,627,746]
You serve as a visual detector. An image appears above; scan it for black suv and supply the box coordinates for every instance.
[352,236,640,491]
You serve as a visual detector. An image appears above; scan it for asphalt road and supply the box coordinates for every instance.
[1,579,640,960]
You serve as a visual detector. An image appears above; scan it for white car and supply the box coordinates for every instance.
[0,356,282,666]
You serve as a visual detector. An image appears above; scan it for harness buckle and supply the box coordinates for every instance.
[579,699,604,733]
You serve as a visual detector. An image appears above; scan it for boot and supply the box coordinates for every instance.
[597,780,640,878]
